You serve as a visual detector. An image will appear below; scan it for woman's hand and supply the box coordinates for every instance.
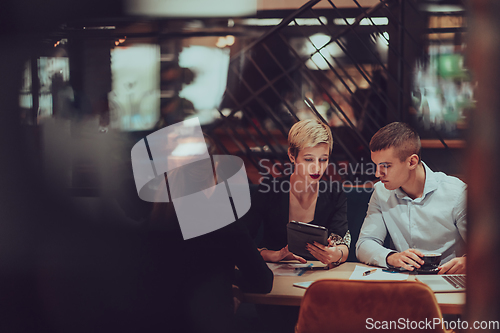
[260,245,307,263]
[306,242,345,265]
[327,234,338,247]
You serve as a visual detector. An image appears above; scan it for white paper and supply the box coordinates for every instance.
[266,263,313,276]
[349,265,409,281]
[293,281,314,289]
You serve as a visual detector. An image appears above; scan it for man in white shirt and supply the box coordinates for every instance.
[356,122,466,274]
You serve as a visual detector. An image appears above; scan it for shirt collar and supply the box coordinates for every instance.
[421,161,438,196]
[394,161,438,200]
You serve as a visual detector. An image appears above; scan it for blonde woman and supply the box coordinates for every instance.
[248,119,350,267]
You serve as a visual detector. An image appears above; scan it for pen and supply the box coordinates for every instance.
[363,269,377,276]
[296,263,313,276]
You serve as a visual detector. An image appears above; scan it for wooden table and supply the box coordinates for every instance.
[243,262,465,315]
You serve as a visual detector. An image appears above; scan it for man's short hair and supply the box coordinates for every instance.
[369,122,421,162]
[288,119,333,158]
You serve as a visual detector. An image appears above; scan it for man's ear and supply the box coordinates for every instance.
[408,154,419,170]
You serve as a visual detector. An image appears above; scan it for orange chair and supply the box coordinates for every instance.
[295,279,454,333]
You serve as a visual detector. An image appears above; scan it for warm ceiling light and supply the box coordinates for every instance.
[216,35,235,48]
[126,0,257,17]
[216,37,226,48]
[225,35,235,46]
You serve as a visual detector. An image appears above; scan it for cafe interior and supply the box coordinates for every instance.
[1,0,500,332]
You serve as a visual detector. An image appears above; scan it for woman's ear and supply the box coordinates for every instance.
[288,148,295,164]
[213,160,219,182]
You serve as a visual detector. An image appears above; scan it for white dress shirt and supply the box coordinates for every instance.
[356,162,467,268]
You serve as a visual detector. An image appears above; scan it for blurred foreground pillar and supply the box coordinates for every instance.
[466,1,500,332]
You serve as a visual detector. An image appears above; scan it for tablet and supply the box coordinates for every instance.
[287,221,328,260]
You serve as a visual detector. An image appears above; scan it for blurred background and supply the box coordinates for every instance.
[8,0,473,187]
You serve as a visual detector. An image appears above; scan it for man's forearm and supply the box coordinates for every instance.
[356,238,395,268]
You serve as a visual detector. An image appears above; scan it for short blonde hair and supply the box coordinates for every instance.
[288,119,333,158]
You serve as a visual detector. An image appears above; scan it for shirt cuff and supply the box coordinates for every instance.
[373,248,398,268]
[385,251,398,268]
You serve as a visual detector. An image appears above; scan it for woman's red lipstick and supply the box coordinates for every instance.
[310,174,320,180]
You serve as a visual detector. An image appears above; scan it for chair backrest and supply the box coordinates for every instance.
[344,188,393,262]
[344,188,373,262]
[295,279,450,333]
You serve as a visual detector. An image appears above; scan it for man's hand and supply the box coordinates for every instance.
[306,242,343,265]
[386,249,424,271]
[260,245,307,263]
[438,257,466,274]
